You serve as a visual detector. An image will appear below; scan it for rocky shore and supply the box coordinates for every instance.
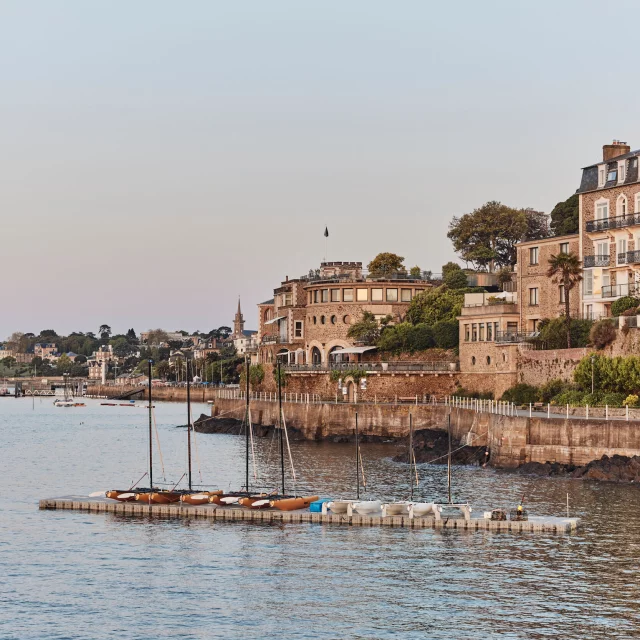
[393,428,487,466]
[517,454,640,483]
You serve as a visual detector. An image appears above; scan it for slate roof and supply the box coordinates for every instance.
[259,298,275,305]
[577,151,640,194]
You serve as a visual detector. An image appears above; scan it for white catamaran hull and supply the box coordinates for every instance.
[352,500,382,514]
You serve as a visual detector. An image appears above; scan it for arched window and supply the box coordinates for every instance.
[617,194,627,217]
[471,356,476,366]
[343,315,351,324]
[311,347,322,364]
[486,356,491,365]
[313,316,317,325]
[331,315,337,324]
[321,316,326,324]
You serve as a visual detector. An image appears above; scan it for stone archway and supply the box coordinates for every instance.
[311,346,322,364]
[346,380,355,403]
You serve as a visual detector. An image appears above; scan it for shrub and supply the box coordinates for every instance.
[611,296,640,317]
[574,353,640,395]
[536,317,592,349]
[539,378,570,404]
[501,383,539,405]
[432,321,459,350]
[552,389,587,406]
[590,319,617,349]
[377,322,435,353]
[443,269,469,289]
[621,307,639,317]
[599,392,628,407]
[455,388,494,400]
[624,394,639,407]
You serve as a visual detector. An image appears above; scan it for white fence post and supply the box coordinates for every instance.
[566,404,569,420]
[586,404,589,420]
[627,404,630,421]
[547,403,550,419]
[606,405,608,421]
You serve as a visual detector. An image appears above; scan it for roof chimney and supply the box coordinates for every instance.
[603,139,630,162]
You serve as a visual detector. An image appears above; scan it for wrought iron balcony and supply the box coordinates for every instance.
[261,335,284,344]
[495,331,540,344]
[583,254,610,268]
[586,213,640,233]
[627,250,640,264]
[283,361,459,373]
[601,283,640,299]
[618,252,628,265]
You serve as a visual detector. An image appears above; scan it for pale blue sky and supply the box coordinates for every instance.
[2,0,638,338]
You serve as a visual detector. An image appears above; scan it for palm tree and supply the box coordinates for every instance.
[546,252,582,348]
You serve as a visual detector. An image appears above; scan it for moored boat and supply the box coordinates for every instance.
[410,502,435,517]
[352,500,382,514]
[135,491,182,504]
[270,495,319,511]
[326,499,357,513]
[180,491,222,505]
[385,501,411,515]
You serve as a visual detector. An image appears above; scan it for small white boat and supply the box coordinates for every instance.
[385,502,411,515]
[410,502,435,517]
[219,496,240,505]
[352,500,382,514]
[54,399,75,407]
[326,499,357,514]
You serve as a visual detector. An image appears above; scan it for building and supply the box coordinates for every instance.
[578,140,640,318]
[257,261,434,366]
[87,345,117,380]
[515,234,580,332]
[232,298,258,355]
[34,343,57,359]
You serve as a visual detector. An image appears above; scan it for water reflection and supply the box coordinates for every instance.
[1,398,640,638]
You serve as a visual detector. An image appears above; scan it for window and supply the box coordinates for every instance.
[464,325,470,342]
[602,269,610,288]
[401,289,412,302]
[294,321,303,338]
[636,193,640,214]
[320,315,326,324]
[486,356,491,365]
[313,316,317,324]
[313,290,319,303]
[371,288,383,301]
[596,240,609,259]
[608,169,618,182]
[356,288,368,301]
[343,288,354,302]
[487,323,493,342]
[619,162,626,183]
[532,319,540,331]
[495,322,499,338]
[343,315,351,324]
[583,271,593,296]
[472,324,478,341]
[330,289,340,302]
[529,247,539,265]
[559,284,565,304]
[321,289,329,303]
[479,323,485,341]
[598,167,605,187]
[617,195,627,217]
[386,288,398,302]
[618,238,627,265]
[585,304,593,320]
[471,356,476,366]
[283,292,292,306]
[596,201,609,220]
[560,242,569,254]
[330,315,337,324]
[529,288,539,306]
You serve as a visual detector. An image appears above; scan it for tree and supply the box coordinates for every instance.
[6,331,27,352]
[145,329,169,346]
[409,265,422,278]
[155,360,171,380]
[443,269,468,289]
[347,311,381,345]
[546,252,583,348]
[496,266,514,291]
[367,252,405,277]
[550,194,579,236]
[523,208,550,240]
[441,262,462,278]
[126,328,138,343]
[218,326,233,339]
[432,320,459,349]
[39,329,58,338]
[406,285,467,326]
[110,336,134,358]
[377,322,434,353]
[448,201,544,271]
[99,324,112,340]
[1,356,16,368]
[611,296,639,317]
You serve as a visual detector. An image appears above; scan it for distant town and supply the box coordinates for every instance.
[5,140,640,408]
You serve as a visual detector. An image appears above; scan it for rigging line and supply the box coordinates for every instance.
[128,472,148,490]
[281,411,297,481]
[248,407,258,481]
[191,417,204,484]
[359,448,367,491]
[152,406,166,480]
[412,448,419,488]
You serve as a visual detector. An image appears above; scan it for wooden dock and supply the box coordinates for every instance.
[39,497,580,533]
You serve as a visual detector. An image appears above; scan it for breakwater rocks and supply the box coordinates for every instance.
[518,454,640,483]
[393,429,487,466]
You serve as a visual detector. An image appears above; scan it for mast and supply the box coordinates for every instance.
[277,357,285,495]
[447,412,452,504]
[186,356,192,492]
[355,411,360,500]
[148,359,153,490]
[409,413,413,500]
[245,355,250,492]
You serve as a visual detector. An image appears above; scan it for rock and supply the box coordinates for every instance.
[519,454,640,484]
[393,429,486,466]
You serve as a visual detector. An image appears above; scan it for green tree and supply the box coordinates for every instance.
[347,311,382,345]
[110,336,134,358]
[550,194,579,236]
[443,269,468,289]
[409,265,422,278]
[441,262,462,278]
[432,320,459,349]
[546,252,582,348]
[537,318,592,350]
[611,296,639,317]
[496,266,514,291]
[377,323,434,353]
[55,354,72,374]
[1,356,16,368]
[126,328,138,343]
[99,324,112,340]
[367,252,405,277]
[448,201,545,271]
[145,329,169,346]
[406,285,466,326]
[154,360,171,380]
[523,208,550,240]
[218,326,233,339]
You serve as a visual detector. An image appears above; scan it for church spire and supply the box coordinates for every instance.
[233,296,245,337]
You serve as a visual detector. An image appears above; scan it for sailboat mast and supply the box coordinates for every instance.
[148,359,153,490]
[245,355,250,492]
[355,411,360,500]
[277,358,285,495]
[186,356,192,491]
[447,413,452,504]
[409,413,413,500]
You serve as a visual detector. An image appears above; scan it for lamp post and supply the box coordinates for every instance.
[591,355,595,395]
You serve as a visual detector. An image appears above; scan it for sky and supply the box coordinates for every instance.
[2,0,640,339]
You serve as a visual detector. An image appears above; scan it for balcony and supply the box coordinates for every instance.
[583,254,610,268]
[495,331,540,344]
[586,213,640,233]
[618,252,628,265]
[601,283,640,299]
[284,361,459,373]
[261,335,284,344]
[627,250,640,264]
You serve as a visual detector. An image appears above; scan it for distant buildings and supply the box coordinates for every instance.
[232,299,258,355]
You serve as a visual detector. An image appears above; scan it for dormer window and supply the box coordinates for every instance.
[598,167,606,187]
[607,169,618,182]
[618,161,626,183]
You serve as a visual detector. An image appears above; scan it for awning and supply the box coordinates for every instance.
[331,346,377,355]
[264,316,286,325]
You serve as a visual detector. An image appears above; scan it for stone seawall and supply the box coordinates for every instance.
[87,385,218,403]
[212,398,640,469]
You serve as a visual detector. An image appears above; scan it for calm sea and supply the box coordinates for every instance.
[1,397,639,639]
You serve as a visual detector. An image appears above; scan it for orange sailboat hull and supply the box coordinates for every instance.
[270,496,319,511]
[181,491,223,505]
